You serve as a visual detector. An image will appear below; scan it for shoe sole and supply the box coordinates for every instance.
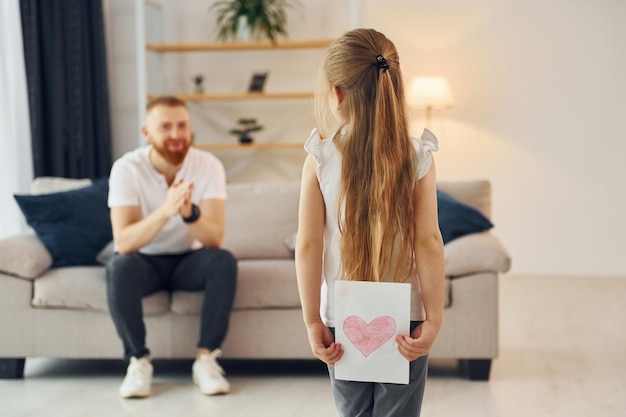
[200,388,230,395]
[119,389,151,399]
[199,387,230,395]
[193,375,230,395]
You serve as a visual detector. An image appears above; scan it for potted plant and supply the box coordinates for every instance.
[210,0,295,42]
[229,118,263,144]
[191,73,205,93]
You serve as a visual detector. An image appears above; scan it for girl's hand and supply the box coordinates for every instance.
[395,320,440,361]
[306,322,343,366]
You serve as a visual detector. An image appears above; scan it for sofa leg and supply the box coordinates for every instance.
[0,358,26,378]
[466,359,491,381]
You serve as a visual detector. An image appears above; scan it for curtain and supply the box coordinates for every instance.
[19,0,112,179]
[0,0,34,238]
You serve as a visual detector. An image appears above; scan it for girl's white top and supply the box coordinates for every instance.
[304,128,439,327]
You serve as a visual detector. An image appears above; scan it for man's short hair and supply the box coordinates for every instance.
[146,96,187,112]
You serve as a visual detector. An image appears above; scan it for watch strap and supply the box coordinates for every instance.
[182,203,200,223]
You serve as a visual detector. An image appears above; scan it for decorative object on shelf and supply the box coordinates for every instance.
[407,75,455,129]
[248,71,269,92]
[210,0,296,42]
[192,73,205,93]
[229,118,263,144]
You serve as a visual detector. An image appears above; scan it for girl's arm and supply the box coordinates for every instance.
[295,155,343,365]
[396,156,446,361]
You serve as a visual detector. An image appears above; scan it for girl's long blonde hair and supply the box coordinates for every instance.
[314,28,419,283]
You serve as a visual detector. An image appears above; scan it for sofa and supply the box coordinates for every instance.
[0,177,510,380]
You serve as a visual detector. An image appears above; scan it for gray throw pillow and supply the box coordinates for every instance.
[283,232,297,257]
[96,241,115,265]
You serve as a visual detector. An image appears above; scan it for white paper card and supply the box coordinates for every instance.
[334,280,411,384]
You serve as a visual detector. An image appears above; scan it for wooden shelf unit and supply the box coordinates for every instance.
[145,38,331,151]
[194,142,303,151]
[147,92,313,102]
[146,39,333,52]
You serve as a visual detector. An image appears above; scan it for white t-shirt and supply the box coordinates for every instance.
[108,145,227,255]
[304,128,439,327]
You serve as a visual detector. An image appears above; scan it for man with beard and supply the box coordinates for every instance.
[106,96,237,398]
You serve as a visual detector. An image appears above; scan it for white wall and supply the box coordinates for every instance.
[104,0,626,276]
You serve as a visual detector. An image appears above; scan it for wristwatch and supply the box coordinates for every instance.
[181,203,200,224]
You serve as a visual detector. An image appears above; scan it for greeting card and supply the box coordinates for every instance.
[334,280,411,384]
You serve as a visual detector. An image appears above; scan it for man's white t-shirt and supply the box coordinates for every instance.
[108,145,227,255]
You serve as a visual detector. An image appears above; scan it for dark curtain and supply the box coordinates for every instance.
[19,0,112,179]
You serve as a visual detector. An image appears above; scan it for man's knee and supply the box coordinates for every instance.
[106,253,141,287]
[199,248,237,289]
[194,248,234,269]
[214,249,237,272]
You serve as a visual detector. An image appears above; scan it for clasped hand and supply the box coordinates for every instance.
[162,178,194,218]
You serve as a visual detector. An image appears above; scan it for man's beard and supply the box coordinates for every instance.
[152,139,191,165]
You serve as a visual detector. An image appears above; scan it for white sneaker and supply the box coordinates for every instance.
[119,356,153,398]
[192,349,230,395]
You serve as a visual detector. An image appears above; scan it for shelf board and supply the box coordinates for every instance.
[148,92,313,101]
[194,142,304,151]
[146,39,333,52]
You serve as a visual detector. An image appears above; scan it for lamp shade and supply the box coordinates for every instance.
[407,76,455,110]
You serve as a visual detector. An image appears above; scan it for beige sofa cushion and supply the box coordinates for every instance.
[171,259,300,313]
[444,232,511,277]
[223,182,300,260]
[30,259,302,314]
[31,267,169,315]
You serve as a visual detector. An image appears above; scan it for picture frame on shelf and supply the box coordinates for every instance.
[248,71,269,93]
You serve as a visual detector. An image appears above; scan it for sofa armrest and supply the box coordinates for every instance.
[0,234,52,280]
[444,232,511,277]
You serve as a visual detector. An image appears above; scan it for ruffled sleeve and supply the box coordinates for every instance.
[303,128,322,162]
[413,128,439,180]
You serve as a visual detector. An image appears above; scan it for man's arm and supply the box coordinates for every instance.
[111,178,192,254]
[183,197,225,248]
[111,206,169,254]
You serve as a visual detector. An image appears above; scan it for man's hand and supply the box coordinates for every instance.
[178,180,195,218]
[161,179,194,218]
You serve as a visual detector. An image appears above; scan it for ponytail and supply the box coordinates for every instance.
[315,29,419,283]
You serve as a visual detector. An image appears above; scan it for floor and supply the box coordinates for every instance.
[1,275,625,417]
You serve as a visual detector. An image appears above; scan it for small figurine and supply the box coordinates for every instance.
[192,74,205,93]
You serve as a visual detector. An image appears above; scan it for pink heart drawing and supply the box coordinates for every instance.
[343,315,396,358]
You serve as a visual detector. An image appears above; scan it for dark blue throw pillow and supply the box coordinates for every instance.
[437,190,493,244]
[14,179,112,267]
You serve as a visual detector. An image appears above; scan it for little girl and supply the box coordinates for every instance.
[295,28,445,417]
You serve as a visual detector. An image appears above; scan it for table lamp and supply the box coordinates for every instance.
[407,76,455,129]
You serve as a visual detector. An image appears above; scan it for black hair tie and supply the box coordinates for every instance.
[376,55,389,72]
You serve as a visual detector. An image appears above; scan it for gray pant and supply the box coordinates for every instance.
[106,248,237,360]
[328,323,429,417]
[328,355,429,417]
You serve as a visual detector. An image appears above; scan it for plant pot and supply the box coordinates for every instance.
[237,15,251,41]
